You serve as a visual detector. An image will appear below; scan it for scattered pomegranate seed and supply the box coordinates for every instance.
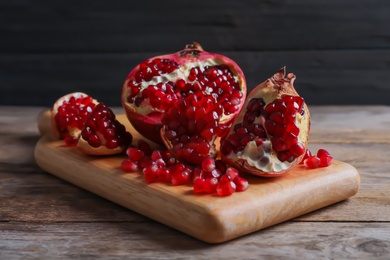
[216,175,236,196]
[233,176,249,192]
[304,156,321,169]
[121,159,139,173]
[202,156,216,172]
[301,149,333,169]
[121,144,249,197]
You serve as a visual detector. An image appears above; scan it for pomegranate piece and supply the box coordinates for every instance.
[220,67,311,177]
[122,42,247,144]
[51,92,98,144]
[77,103,133,155]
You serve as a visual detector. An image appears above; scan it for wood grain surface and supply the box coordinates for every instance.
[1,105,390,258]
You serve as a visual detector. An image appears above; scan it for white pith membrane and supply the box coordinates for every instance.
[225,98,306,173]
[124,58,241,122]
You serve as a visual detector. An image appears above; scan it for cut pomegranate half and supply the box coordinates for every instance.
[122,42,246,144]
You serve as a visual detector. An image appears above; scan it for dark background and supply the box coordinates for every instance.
[1,0,389,107]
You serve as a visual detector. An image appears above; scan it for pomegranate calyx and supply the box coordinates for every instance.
[180,42,204,57]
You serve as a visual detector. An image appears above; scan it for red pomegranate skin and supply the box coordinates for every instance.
[121,42,246,144]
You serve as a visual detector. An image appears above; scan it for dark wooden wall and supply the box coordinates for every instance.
[1,0,389,107]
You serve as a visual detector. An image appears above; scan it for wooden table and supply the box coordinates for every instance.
[1,105,390,259]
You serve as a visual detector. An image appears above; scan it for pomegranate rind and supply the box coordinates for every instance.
[221,67,311,177]
[121,42,247,144]
[51,92,99,140]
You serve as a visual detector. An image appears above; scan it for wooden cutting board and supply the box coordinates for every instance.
[34,112,360,243]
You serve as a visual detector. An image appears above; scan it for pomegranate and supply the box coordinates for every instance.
[77,103,133,155]
[51,92,98,146]
[220,67,311,176]
[121,42,246,144]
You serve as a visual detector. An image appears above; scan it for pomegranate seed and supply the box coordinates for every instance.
[317,149,331,158]
[151,150,162,161]
[126,147,144,161]
[157,168,171,182]
[171,168,191,186]
[138,140,152,156]
[121,159,139,173]
[143,164,159,183]
[204,177,218,194]
[216,175,236,196]
[138,156,152,168]
[272,138,287,151]
[64,135,78,146]
[226,167,239,180]
[277,151,294,162]
[300,149,312,164]
[290,143,305,157]
[319,155,333,167]
[194,178,206,193]
[233,176,249,192]
[304,156,321,169]
[270,112,284,124]
[202,156,216,172]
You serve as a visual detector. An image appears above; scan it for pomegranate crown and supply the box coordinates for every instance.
[269,67,296,86]
[180,42,204,57]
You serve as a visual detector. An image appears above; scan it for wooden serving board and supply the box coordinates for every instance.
[34,113,360,243]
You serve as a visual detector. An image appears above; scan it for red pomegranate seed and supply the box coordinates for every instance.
[194,178,206,193]
[151,150,162,161]
[64,135,78,146]
[233,176,249,192]
[319,154,333,167]
[216,175,236,196]
[171,168,192,185]
[204,177,218,194]
[143,164,159,183]
[317,149,331,158]
[304,156,321,169]
[126,147,144,162]
[226,167,239,180]
[202,156,216,172]
[156,168,171,182]
[300,149,312,164]
[289,143,305,157]
[121,159,139,173]
[138,139,152,156]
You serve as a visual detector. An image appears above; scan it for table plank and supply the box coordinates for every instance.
[1,222,389,259]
